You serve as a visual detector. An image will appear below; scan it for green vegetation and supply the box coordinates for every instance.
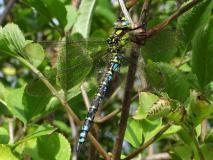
[0,0,212,159]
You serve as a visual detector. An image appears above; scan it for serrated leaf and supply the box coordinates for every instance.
[0,144,19,160]
[142,28,178,62]
[37,133,71,160]
[177,0,213,51]
[72,0,96,38]
[2,23,26,55]
[133,92,158,120]
[57,35,92,91]
[192,18,213,90]
[145,62,190,102]
[23,43,45,67]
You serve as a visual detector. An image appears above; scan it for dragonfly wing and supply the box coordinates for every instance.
[57,41,93,91]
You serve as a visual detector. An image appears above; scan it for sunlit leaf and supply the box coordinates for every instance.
[0,144,19,160]
[72,0,96,38]
[23,43,45,67]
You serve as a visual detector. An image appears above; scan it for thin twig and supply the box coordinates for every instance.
[134,0,202,40]
[126,0,138,9]
[118,0,134,27]
[112,43,140,160]
[94,108,121,123]
[145,0,202,37]
[8,118,14,144]
[201,119,208,142]
[68,116,78,160]
[123,123,172,160]
[16,56,110,160]
[0,0,16,24]
[143,152,171,160]
[139,0,151,25]
[81,84,91,111]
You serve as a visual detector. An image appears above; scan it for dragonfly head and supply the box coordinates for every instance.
[113,17,131,29]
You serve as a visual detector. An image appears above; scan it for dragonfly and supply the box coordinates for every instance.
[23,17,148,148]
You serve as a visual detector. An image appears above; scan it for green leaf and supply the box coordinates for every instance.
[0,144,19,160]
[23,43,45,67]
[142,28,178,62]
[177,0,213,51]
[57,35,92,91]
[15,124,56,146]
[15,138,40,160]
[2,23,26,55]
[37,133,71,160]
[172,144,193,160]
[25,0,67,28]
[192,18,213,90]
[125,118,162,148]
[5,85,51,123]
[125,118,143,148]
[201,143,213,160]
[133,92,158,120]
[72,0,96,38]
[53,120,71,134]
[95,0,116,24]
[0,127,9,144]
[145,62,190,102]
[187,91,213,127]
[142,119,162,143]
[15,133,71,160]
[65,5,78,32]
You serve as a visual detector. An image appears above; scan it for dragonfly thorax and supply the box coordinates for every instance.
[112,17,131,29]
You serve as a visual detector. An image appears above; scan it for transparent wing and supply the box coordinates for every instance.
[25,38,113,96]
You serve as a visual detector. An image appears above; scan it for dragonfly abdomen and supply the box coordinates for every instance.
[78,17,131,149]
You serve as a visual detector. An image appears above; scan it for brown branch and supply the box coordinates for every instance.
[112,1,151,159]
[123,123,172,160]
[112,43,140,160]
[135,0,202,40]
[0,0,16,24]
[72,0,80,9]
[94,108,121,123]
[126,0,138,9]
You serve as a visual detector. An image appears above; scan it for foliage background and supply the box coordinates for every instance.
[0,0,212,160]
